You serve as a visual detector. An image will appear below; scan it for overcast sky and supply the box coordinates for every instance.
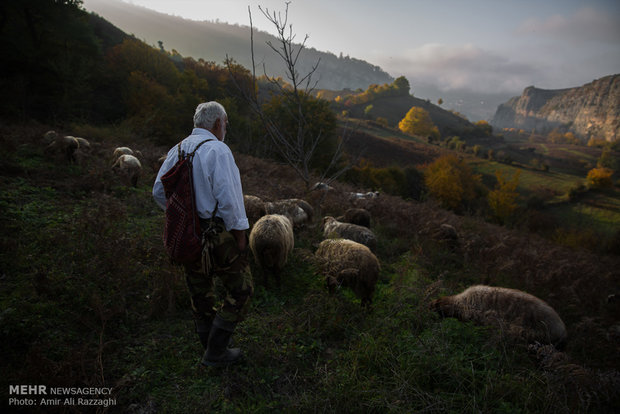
[116,0,619,96]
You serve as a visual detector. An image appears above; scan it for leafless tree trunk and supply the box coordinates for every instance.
[227,3,357,190]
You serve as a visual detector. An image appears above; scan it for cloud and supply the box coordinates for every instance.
[516,7,620,43]
[377,43,541,94]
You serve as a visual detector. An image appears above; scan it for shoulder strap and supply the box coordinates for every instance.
[177,139,214,162]
[189,139,213,160]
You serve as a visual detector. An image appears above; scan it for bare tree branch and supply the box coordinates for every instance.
[226,3,351,188]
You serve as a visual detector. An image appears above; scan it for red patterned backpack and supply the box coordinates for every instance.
[161,139,213,264]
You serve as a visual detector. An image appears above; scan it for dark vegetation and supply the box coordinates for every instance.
[1,1,619,412]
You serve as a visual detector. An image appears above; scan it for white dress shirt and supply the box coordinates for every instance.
[153,128,249,232]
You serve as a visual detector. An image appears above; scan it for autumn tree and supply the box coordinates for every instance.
[487,169,521,224]
[587,167,614,189]
[424,155,481,211]
[398,107,440,140]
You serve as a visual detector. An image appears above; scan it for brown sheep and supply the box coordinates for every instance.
[430,285,567,346]
[111,154,142,187]
[323,216,377,252]
[249,214,294,287]
[337,208,371,228]
[243,195,267,227]
[315,239,380,307]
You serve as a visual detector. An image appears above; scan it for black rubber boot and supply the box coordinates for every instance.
[194,317,213,349]
[201,315,242,367]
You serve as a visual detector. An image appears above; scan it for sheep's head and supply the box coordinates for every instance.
[322,216,336,229]
[43,130,57,143]
[430,296,458,318]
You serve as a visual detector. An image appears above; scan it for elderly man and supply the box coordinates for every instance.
[153,101,253,367]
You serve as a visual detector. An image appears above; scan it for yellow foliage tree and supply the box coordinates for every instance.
[586,167,614,188]
[398,107,440,140]
[487,169,521,224]
[424,155,480,210]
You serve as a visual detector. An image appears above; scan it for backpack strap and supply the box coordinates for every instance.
[188,139,213,160]
[176,141,183,162]
[177,138,214,162]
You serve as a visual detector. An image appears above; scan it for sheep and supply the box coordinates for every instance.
[315,238,380,307]
[430,285,567,346]
[322,216,377,252]
[43,130,57,144]
[244,195,267,227]
[111,154,142,187]
[249,214,294,287]
[348,191,380,201]
[289,198,314,223]
[44,131,79,163]
[73,136,91,150]
[312,182,333,191]
[112,146,134,159]
[265,198,313,227]
[337,208,371,228]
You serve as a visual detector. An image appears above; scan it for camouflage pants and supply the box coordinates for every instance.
[184,219,253,325]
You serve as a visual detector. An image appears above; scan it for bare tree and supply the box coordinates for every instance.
[227,3,357,189]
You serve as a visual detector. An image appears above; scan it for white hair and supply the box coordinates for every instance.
[193,101,227,129]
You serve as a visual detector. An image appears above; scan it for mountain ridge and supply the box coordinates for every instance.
[491,74,620,142]
[82,0,394,91]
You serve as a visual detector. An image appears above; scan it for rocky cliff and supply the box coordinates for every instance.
[491,75,620,142]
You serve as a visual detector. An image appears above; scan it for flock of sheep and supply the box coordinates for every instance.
[244,194,381,307]
[43,130,143,187]
[43,129,568,347]
[243,193,567,347]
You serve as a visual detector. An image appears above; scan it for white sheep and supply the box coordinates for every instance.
[73,136,91,150]
[312,182,333,191]
[111,154,142,187]
[348,191,380,201]
[112,146,134,159]
[430,285,567,346]
[249,214,295,287]
[322,216,377,252]
[265,198,313,227]
[44,131,79,163]
[315,238,380,307]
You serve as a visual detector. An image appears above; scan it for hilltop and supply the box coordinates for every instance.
[82,0,394,91]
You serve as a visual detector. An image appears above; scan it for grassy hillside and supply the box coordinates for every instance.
[342,114,620,250]
[1,124,619,413]
[338,95,473,137]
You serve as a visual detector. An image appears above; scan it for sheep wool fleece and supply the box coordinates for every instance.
[184,219,254,325]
